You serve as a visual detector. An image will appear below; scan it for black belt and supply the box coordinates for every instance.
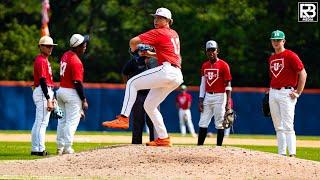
[272,86,292,90]
[171,64,178,68]
[207,92,215,94]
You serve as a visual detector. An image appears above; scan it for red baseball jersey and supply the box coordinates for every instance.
[176,92,192,110]
[33,54,54,87]
[201,59,232,93]
[268,49,304,88]
[59,50,84,88]
[139,28,181,68]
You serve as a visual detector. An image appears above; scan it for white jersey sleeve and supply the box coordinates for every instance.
[199,76,206,98]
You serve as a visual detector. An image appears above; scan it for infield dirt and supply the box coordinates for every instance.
[0,145,319,179]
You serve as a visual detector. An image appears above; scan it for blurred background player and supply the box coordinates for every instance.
[56,34,89,155]
[102,7,183,147]
[176,84,197,137]
[31,36,57,156]
[122,44,158,144]
[268,30,307,157]
[197,40,232,146]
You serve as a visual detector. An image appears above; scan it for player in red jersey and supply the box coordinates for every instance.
[31,36,57,156]
[268,30,307,157]
[197,40,232,146]
[176,85,197,137]
[56,34,89,155]
[102,7,183,147]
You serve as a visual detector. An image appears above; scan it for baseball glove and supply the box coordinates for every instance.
[223,109,236,128]
[262,93,271,117]
[51,100,64,119]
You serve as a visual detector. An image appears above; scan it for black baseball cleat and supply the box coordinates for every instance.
[31,150,49,156]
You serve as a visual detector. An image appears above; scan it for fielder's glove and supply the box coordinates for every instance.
[262,93,271,117]
[137,44,153,51]
[223,109,236,128]
[51,100,64,119]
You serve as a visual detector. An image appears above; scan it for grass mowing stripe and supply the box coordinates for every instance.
[0,142,117,160]
[1,131,318,140]
[230,145,320,162]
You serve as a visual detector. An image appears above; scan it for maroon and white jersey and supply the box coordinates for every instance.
[268,49,304,89]
[201,59,232,93]
[59,50,84,88]
[33,54,54,87]
[176,92,192,110]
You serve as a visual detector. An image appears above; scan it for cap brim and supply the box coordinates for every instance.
[83,35,90,43]
[270,38,284,40]
[40,43,58,46]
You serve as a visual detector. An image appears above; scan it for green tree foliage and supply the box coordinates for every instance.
[0,0,319,87]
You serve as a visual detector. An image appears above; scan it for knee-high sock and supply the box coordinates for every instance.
[217,129,225,146]
[197,127,207,145]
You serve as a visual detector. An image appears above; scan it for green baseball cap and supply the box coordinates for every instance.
[270,30,285,40]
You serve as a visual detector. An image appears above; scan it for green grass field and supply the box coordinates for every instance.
[0,131,319,162]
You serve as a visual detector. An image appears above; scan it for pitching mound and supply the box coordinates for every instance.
[0,145,319,179]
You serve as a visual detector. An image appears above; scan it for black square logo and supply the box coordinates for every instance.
[298,2,318,22]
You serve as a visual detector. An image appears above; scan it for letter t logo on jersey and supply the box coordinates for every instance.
[270,59,284,78]
[205,69,219,86]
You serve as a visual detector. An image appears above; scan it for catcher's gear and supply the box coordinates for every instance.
[262,93,271,117]
[223,109,235,128]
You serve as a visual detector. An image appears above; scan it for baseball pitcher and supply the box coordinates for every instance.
[102,7,183,147]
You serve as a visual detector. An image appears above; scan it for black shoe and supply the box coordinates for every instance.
[31,150,48,156]
[289,154,296,157]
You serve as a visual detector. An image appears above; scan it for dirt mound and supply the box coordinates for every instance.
[0,145,319,179]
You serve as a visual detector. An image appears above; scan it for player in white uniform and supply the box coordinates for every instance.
[268,30,307,157]
[197,40,232,146]
[56,34,89,155]
[176,85,197,137]
[102,7,183,147]
[31,36,57,156]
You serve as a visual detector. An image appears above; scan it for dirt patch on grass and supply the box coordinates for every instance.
[0,145,319,179]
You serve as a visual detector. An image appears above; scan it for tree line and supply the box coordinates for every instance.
[0,0,319,88]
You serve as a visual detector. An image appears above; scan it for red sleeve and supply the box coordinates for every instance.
[138,29,158,46]
[290,52,304,72]
[188,93,192,104]
[223,63,232,81]
[200,63,205,76]
[71,60,83,82]
[37,58,48,79]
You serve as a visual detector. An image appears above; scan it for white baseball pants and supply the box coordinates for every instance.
[199,92,227,129]
[31,86,53,152]
[56,88,82,152]
[178,108,196,135]
[121,62,183,139]
[269,88,297,155]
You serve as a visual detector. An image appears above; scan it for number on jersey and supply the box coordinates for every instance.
[171,37,180,55]
[60,62,67,76]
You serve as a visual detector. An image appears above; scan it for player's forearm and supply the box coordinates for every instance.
[199,76,206,98]
[296,68,307,95]
[39,78,50,100]
[129,37,141,52]
[73,80,86,101]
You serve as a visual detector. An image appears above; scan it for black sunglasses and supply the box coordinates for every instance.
[41,45,54,48]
